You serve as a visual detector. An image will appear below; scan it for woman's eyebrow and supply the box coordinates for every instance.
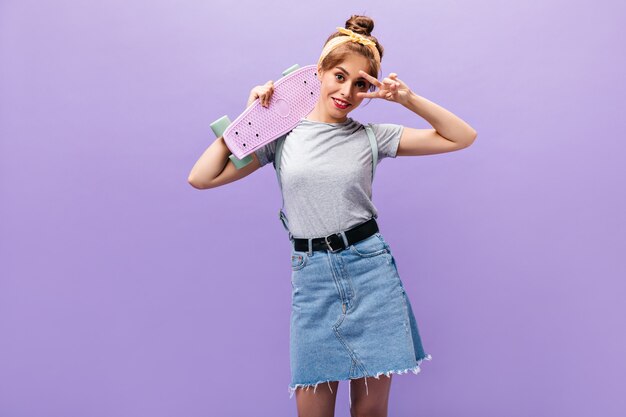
[336,66,367,80]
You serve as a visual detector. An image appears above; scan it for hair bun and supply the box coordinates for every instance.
[345,15,374,37]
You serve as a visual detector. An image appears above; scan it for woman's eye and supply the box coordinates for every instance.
[336,74,367,89]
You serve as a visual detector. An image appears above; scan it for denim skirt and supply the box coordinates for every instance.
[288,231,432,398]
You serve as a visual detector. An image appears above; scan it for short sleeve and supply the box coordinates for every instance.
[253,139,277,168]
[370,123,404,160]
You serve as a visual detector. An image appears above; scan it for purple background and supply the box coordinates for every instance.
[1,1,625,416]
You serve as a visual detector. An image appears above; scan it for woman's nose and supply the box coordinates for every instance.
[341,85,353,99]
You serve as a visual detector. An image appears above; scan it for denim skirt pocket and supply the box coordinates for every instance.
[291,251,308,271]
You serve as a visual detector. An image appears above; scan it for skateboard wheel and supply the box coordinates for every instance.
[281,64,300,77]
[229,154,254,169]
[210,115,232,137]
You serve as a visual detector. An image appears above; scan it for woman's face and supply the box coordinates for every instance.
[316,54,373,122]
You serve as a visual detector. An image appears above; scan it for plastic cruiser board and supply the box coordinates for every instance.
[209,64,320,169]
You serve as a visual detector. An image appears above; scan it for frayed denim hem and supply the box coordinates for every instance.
[287,353,432,399]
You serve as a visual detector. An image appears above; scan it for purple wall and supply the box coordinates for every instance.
[1,1,624,416]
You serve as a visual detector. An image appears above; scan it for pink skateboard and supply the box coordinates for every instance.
[209,64,320,169]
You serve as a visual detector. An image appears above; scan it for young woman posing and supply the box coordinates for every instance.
[189,14,476,417]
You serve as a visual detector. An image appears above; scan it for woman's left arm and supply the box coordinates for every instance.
[358,71,478,156]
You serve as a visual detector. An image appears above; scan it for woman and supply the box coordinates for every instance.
[189,14,477,417]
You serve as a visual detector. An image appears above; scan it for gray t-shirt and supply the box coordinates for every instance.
[254,117,403,239]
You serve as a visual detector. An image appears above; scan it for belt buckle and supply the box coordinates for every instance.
[324,233,343,253]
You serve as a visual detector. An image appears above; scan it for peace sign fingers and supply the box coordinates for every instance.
[355,70,411,104]
[358,70,382,90]
[357,70,395,100]
[356,71,383,99]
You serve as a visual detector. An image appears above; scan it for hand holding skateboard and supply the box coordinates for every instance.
[247,80,275,108]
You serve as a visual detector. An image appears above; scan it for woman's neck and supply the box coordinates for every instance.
[305,101,349,124]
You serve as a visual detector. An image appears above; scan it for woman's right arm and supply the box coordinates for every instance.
[187,80,275,190]
[187,136,262,189]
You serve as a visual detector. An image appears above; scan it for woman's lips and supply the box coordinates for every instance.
[332,98,351,109]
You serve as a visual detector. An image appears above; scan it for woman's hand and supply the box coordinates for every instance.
[247,80,275,108]
[356,71,412,105]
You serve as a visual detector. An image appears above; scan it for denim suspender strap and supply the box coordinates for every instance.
[364,123,378,181]
[273,134,293,242]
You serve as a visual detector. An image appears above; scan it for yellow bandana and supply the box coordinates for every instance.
[317,27,381,73]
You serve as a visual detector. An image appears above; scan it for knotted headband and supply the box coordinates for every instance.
[317,27,381,73]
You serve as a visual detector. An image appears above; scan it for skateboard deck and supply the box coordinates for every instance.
[219,64,320,160]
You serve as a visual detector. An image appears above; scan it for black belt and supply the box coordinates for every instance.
[293,218,379,253]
